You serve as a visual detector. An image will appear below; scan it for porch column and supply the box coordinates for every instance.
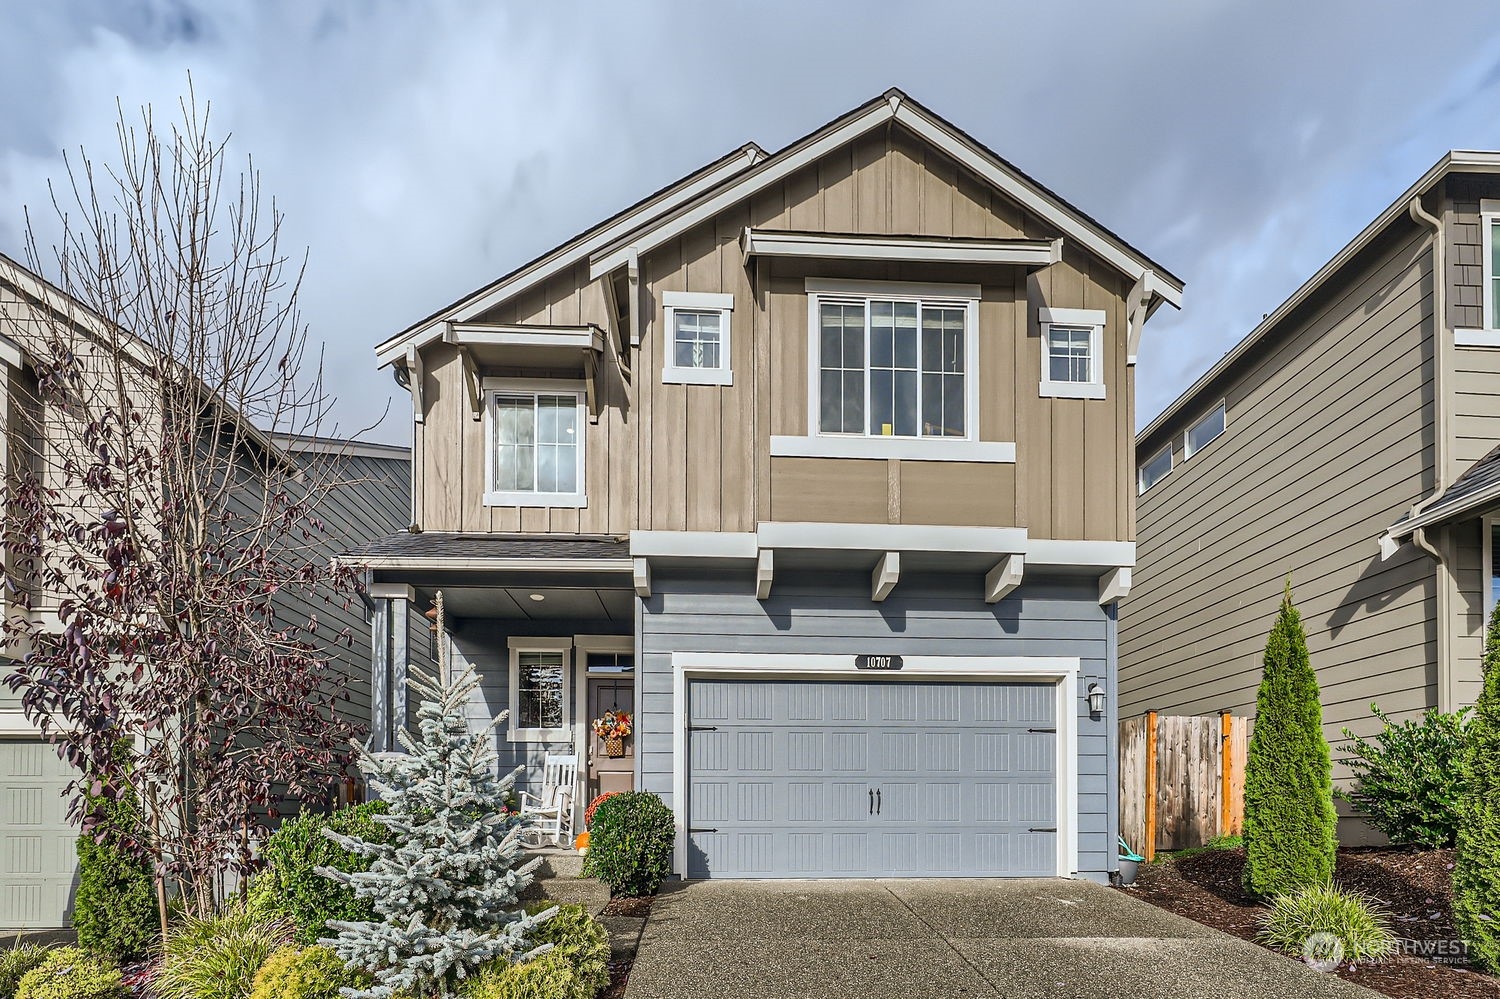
[368,583,419,752]
[370,598,391,753]
[391,594,410,736]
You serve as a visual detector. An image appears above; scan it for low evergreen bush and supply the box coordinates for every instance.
[1338,704,1469,848]
[153,903,292,999]
[1454,601,1500,974]
[582,791,675,897]
[1257,882,1397,965]
[0,942,51,999]
[248,945,363,999]
[524,902,609,999]
[460,951,576,999]
[72,769,159,961]
[1241,582,1338,898]
[257,801,390,944]
[13,947,123,999]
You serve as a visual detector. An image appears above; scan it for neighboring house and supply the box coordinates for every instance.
[1121,151,1500,840]
[349,89,1183,882]
[0,255,414,929]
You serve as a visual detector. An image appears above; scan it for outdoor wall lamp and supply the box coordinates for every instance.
[1087,682,1105,716]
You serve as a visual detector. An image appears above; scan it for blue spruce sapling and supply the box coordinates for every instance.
[316,592,555,998]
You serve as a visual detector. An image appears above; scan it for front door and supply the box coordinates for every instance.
[586,674,635,803]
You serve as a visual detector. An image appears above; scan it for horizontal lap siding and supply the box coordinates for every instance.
[638,571,1115,879]
[444,617,628,796]
[1123,223,1436,779]
[1449,517,1488,709]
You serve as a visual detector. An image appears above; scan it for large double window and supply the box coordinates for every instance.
[484,380,586,507]
[814,284,975,440]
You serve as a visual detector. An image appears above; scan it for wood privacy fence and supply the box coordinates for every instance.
[1119,710,1254,861]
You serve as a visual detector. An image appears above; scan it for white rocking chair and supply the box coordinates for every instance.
[519,753,578,848]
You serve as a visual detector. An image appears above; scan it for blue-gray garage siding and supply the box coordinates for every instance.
[637,570,1119,881]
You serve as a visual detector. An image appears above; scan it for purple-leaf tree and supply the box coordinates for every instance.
[1,87,365,930]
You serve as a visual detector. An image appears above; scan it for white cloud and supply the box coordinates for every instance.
[5,0,1500,442]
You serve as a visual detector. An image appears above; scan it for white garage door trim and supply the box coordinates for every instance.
[670,653,1080,878]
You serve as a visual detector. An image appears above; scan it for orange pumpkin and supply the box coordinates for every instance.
[575,831,591,852]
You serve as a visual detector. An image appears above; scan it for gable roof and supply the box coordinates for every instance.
[1140,150,1500,447]
[373,142,766,367]
[588,90,1182,301]
[376,88,1183,369]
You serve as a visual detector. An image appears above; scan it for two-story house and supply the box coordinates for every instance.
[0,253,415,930]
[351,90,1182,882]
[1121,152,1500,841]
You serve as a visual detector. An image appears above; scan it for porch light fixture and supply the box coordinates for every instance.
[1086,683,1105,716]
[528,593,546,602]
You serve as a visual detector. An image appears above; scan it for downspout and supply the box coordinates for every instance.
[1406,194,1457,711]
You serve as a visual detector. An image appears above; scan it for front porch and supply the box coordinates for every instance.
[356,533,638,836]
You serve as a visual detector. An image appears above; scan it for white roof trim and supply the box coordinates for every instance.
[0,332,25,370]
[757,521,1028,554]
[741,228,1061,267]
[270,434,412,460]
[1143,149,1500,441]
[630,530,758,559]
[446,323,604,352]
[338,555,633,572]
[373,144,764,368]
[590,94,1181,304]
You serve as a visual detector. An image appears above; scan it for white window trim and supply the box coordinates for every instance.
[1183,399,1226,460]
[662,291,733,386]
[1039,307,1106,400]
[1480,200,1500,336]
[1485,514,1498,620]
[1137,443,1173,495]
[802,278,981,446]
[482,377,587,508]
[507,636,574,743]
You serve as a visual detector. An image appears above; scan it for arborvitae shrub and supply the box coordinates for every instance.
[1241,582,1338,898]
[1454,601,1500,973]
[72,772,158,961]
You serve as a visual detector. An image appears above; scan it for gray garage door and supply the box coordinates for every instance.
[0,738,78,928]
[686,678,1058,878]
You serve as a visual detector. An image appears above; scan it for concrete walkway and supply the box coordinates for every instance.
[624,879,1383,999]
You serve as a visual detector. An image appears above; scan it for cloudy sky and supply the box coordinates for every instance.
[5,1,1500,444]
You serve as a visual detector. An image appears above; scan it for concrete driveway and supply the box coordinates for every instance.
[624,879,1383,999]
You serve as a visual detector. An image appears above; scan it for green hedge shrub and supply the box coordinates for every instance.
[248,945,363,999]
[1455,601,1500,974]
[1242,582,1338,898]
[458,901,609,999]
[257,801,389,944]
[13,947,123,999]
[72,770,158,961]
[582,791,674,897]
[153,903,291,999]
[1338,704,1469,848]
[1257,882,1397,965]
[0,943,52,999]
[461,951,576,999]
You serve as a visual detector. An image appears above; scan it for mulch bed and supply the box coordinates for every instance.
[1126,846,1499,999]
[596,894,653,997]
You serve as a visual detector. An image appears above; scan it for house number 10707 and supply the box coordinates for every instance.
[854,654,903,671]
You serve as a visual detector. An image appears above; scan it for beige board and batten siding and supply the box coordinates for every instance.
[1121,220,1437,779]
[413,122,1136,540]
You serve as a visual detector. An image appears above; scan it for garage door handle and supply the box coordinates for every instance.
[869,788,875,815]
[876,788,882,815]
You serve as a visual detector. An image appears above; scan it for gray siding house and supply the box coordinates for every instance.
[0,255,414,929]
[1121,152,1500,839]
[351,90,1183,882]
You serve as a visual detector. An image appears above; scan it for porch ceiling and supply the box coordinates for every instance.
[418,583,633,621]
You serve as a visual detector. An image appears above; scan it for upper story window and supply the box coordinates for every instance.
[1138,444,1172,495]
[1184,401,1226,458]
[1039,308,1106,400]
[483,378,586,508]
[662,291,733,385]
[808,280,978,440]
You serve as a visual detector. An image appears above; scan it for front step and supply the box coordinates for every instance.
[526,849,586,880]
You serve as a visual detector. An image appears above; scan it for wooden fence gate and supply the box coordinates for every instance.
[1119,710,1252,861]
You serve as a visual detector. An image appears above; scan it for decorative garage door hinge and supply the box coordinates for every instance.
[687,725,718,732]
[688,827,718,833]
[1028,827,1058,833]
[1027,727,1057,733]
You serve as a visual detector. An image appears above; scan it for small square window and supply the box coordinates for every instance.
[1039,308,1106,400]
[507,641,573,742]
[1138,444,1172,495]
[663,291,733,385]
[1185,402,1226,458]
